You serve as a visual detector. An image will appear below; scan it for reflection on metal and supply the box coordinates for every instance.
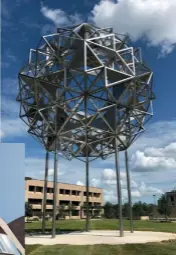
[17,23,155,237]
[0,218,24,255]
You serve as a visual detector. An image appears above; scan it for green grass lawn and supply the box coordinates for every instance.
[26,219,176,254]
[26,241,176,255]
[25,219,176,233]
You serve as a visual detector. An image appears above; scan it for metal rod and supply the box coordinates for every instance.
[114,106,124,237]
[85,150,89,231]
[114,138,124,237]
[52,141,58,238]
[125,149,134,233]
[42,150,49,234]
[84,64,90,231]
[52,101,58,238]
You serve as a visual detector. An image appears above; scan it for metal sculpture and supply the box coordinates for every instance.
[17,23,155,238]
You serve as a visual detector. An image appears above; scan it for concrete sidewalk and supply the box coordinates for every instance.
[25,231,176,245]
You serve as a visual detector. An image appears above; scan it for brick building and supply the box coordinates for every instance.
[166,191,176,217]
[25,178,104,219]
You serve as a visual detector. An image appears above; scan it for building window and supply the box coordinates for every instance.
[46,199,53,205]
[72,190,81,196]
[94,210,101,217]
[72,210,79,216]
[60,189,64,194]
[94,202,101,206]
[28,198,42,204]
[47,188,54,193]
[46,209,53,213]
[65,190,70,195]
[29,185,35,192]
[94,193,100,198]
[60,200,70,206]
[84,202,92,206]
[170,196,174,202]
[36,186,43,192]
[72,201,80,206]
[72,190,76,195]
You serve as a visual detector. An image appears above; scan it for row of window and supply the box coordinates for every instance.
[28,185,101,197]
[28,198,101,206]
[170,195,175,203]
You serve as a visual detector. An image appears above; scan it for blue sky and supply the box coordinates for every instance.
[1,0,176,204]
[0,143,24,223]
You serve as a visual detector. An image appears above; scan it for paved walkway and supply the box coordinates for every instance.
[26,231,176,245]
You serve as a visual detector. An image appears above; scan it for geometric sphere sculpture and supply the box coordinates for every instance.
[17,23,155,161]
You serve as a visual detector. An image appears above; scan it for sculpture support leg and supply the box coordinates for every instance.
[125,150,133,233]
[42,150,49,234]
[114,138,124,237]
[52,144,58,238]
[85,153,89,232]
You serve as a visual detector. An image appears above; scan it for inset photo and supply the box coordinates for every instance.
[0,144,25,255]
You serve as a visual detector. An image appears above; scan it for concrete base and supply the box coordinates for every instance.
[26,231,176,245]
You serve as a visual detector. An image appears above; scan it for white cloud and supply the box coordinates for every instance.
[76,181,84,186]
[145,142,176,158]
[131,142,176,172]
[90,0,176,56]
[131,190,141,198]
[91,178,100,187]
[40,5,82,27]
[102,168,138,188]
[104,189,117,203]
[100,168,163,202]
[39,168,64,177]
[40,1,176,56]
[102,168,115,180]
[139,181,163,196]
[122,189,141,200]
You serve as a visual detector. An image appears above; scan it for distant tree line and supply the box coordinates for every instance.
[25,193,172,219]
[103,201,154,218]
[104,193,172,219]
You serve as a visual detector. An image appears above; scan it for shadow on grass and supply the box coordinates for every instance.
[26,228,86,235]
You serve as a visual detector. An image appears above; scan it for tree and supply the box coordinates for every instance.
[25,202,33,217]
[146,203,154,216]
[103,202,115,218]
[66,204,76,217]
[123,203,129,218]
[56,205,66,220]
[132,201,146,216]
[157,194,171,219]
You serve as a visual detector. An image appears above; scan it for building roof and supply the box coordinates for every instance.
[25,177,103,190]
[166,191,176,195]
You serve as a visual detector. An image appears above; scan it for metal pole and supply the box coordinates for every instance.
[85,152,89,231]
[85,95,90,232]
[52,141,58,238]
[125,150,133,233]
[52,101,58,238]
[42,150,49,234]
[114,105,124,237]
[84,60,90,231]
[114,138,124,237]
